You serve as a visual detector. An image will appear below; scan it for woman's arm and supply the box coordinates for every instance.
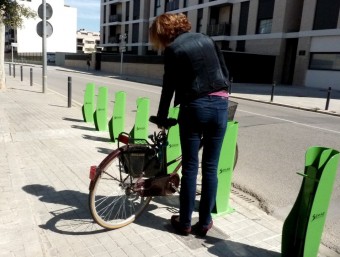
[157,47,177,122]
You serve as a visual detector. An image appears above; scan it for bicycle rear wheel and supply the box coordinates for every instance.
[89,148,152,229]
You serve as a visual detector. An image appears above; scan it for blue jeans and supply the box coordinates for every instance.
[178,95,228,228]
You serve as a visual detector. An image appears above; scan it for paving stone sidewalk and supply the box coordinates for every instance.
[0,76,337,257]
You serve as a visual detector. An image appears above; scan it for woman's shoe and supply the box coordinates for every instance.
[170,215,191,236]
[192,220,213,237]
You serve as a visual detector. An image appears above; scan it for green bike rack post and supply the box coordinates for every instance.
[130,97,149,140]
[82,83,95,123]
[166,107,181,174]
[94,86,108,131]
[212,121,239,216]
[281,146,339,257]
[108,91,126,142]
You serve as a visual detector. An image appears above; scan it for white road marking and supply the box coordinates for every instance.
[240,110,340,134]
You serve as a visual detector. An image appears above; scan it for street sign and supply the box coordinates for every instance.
[36,21,53,38]
[38,3,53,20]
[119,46,126,52]
[11,43,18,47]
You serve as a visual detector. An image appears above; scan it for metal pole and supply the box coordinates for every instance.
[9,63,11,76]
[68,76,72,108]
[325,87,332,110]
[20,66,23,81]
[13,64,16,78]
[30,68,33,86]
[270,81,276,102]
[120,51,123,75]
[11,45,13,64]
[42,0,47,93]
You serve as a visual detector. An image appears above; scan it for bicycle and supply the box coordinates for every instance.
[88,101,238,230]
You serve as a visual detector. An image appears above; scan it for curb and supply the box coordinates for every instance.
[230,95,340,117]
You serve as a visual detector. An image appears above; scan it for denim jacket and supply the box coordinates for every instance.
[157,32,230,121]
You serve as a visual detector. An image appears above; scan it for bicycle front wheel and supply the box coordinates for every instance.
[89,148,152,229]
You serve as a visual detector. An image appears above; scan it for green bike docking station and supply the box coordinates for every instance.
[82,83,95,123]
[109,91,126,142]
[94,86,109,131]
[165,107,239,216]
[212,121,238,216]
[129,97,150,141]
[281,146,339,257]
[166,107,181,175]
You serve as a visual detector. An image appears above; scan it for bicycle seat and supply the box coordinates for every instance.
[149,116,178,129]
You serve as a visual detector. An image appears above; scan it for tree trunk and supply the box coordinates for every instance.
[0,21,6,90]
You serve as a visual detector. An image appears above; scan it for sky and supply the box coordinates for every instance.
[64,0,100,32]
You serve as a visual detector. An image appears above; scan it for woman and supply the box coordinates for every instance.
[149,13,230,236]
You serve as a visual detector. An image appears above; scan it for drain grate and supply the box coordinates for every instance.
[231,188,258,205]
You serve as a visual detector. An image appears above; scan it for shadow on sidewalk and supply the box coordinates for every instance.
[22,184,107,235]
[136,197,280,257]
[63,117,84,123]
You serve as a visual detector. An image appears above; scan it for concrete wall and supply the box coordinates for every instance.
[64,58,164,81]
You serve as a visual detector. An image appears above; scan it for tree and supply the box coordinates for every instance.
[0,0,35,90]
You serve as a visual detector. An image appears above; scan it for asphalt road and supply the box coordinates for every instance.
[11,65,340,253]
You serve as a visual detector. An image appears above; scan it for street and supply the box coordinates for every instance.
[7,64,340,253]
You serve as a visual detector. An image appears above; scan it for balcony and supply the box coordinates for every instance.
[207,23,230,37]
[108,35,121,44]
[109,14,122,22]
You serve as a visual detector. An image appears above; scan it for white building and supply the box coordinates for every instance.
[13,0,77,54]
[77,29,101,53]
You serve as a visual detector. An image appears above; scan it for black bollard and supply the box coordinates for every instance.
[13,64,16,78]
[9,63,11,76]
[325,87,332,110]
[68,77,72,108]
[270,81,276,102]
[30,68,33,86]
[229,77,233,95]
[20,66,23,81]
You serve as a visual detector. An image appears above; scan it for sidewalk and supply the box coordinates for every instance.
[0,75,338,257]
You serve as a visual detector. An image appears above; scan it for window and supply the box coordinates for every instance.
[313,0,340,30]
[154,0,161,16]
[165,0,179,12]
[196,9,203,33]
[256,0,274,34]
[258,19,272,34]
[133,0,140,20]
[132,23,139,43]
[309,53,340,71]
[238,1,249,35]
[126,2,130,20]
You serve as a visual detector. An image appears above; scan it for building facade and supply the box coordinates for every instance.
[5,0,77,54]
[76,29,101,53]
[100,0,340,89]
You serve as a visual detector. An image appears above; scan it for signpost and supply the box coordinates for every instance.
[37,1,53,93]
[11,43,18,64]
[119,33,127,75]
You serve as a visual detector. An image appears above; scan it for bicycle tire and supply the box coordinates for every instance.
[89,148,152,229]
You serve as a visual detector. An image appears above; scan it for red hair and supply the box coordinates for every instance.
[149,13,191,50]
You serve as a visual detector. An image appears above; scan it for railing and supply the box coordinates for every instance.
[109,14,122,22]
[207,23,231,36]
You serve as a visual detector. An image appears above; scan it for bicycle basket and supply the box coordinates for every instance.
[121,145,161,178]
[228,100,238,121]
